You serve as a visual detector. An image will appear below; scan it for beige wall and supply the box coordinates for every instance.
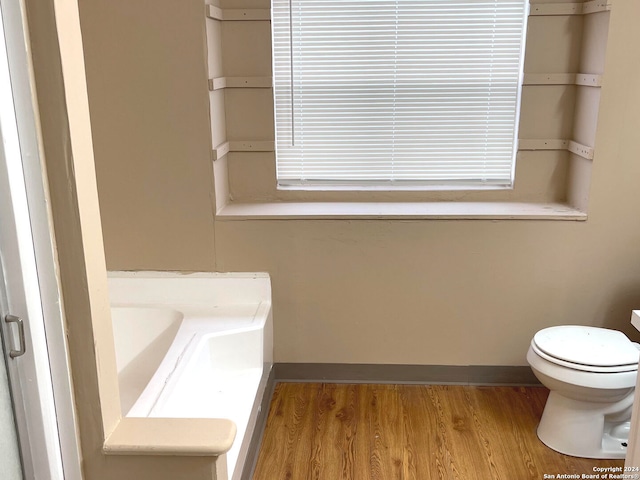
[78,0,216,271]
[83,0,640,366]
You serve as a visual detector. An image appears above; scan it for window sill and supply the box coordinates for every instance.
[215,201,586,221]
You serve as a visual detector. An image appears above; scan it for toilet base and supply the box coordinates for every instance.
[537,390,633,459]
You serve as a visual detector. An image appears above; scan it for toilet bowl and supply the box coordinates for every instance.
[527,325,640,459]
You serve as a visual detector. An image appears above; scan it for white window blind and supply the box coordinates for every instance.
[272,0,528,188]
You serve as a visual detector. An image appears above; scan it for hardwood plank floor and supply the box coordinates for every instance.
[252,383,625,480]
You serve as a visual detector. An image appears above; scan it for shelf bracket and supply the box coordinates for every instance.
[209,77,273,91]
[519,139,594,160]
[212,140,275,161]
[207,6,270,21]
[523,73,602,87]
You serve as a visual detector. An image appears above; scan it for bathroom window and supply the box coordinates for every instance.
[272,0,529,190]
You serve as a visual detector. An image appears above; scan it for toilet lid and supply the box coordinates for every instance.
[533,325,640,367]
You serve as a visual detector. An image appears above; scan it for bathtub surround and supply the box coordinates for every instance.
[108,272,274,480]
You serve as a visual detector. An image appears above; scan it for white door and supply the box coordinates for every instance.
[0,1,77,478]
[0,13,63,480]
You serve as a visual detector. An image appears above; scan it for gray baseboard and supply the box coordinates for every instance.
[273,363,541,386]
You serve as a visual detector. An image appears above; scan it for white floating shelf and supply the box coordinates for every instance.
[519,139,594,160]
[212,140,275,161]
[207,6,270,21]
[209,77,273,91]
[523,73,602,87]
[529,1,611,16]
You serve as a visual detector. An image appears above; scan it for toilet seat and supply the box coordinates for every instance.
[532,326,639,373]
[530,342,638,373]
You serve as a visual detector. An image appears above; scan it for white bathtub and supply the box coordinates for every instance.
[109,272,273,480]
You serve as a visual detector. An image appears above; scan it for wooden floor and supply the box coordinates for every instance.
[252,383,624,480]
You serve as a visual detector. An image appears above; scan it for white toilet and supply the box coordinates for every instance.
[527,325,640,459]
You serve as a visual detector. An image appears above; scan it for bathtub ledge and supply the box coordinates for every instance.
[103,417,236,456]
